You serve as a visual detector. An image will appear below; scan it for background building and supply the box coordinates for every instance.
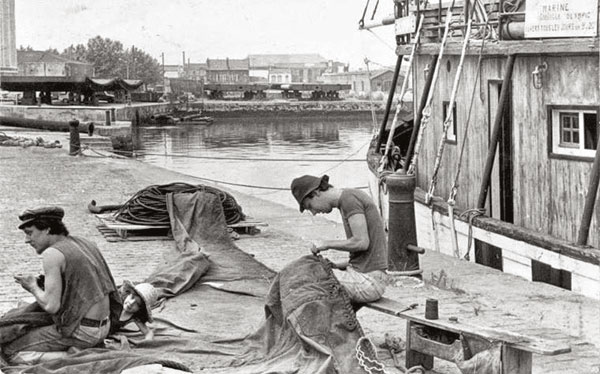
[17,51,93,78]
[206,58,249,83]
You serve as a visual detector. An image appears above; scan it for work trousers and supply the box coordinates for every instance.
[332,266,387,303]
[3,321,110,364]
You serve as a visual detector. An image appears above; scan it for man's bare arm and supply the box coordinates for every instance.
[15,247,64,314]
[312,214,370,254]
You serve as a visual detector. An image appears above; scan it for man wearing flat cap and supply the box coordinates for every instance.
[2,206,122,364]
[290,175,388,303]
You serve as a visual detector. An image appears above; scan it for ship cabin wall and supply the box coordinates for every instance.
[413,53,599,249]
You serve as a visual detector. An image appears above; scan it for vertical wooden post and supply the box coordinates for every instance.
[577,133,600,245]
[501,345,532,374]
[376,54,404,153]
[69,120,80,156]
[477,54,516,209]
[105,110,111,126]
[406,321,434,369]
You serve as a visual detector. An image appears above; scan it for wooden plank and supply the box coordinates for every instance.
[399,310,571,356]
[398,38,600,56]
[365,298,571,356]
[364,296,416,316]
[96,214,267,231]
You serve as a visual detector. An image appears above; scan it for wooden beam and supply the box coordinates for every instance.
[397,38,600,56]
[478,54,516,210]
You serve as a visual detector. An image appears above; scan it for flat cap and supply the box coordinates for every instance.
[290,175,329,212]
[18,206,65,229]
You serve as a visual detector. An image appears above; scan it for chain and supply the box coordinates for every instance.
[355,336,387,374]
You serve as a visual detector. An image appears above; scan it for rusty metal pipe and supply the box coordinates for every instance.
[0,116,94,135]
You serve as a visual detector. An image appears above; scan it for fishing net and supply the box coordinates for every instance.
[113,182,245,226]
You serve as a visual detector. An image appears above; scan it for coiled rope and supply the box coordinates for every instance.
[113,182,245,226]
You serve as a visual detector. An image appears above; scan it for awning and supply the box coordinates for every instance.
[0,76,144,92]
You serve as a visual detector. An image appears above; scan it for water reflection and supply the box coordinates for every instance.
[134,113,377,211]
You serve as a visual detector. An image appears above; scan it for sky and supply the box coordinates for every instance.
[15,0,398,71]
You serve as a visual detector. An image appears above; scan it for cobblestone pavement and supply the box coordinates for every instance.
[0,128,598,373]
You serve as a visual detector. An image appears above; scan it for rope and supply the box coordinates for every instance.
[459,208,485,260]
[113,150,366,162]
[425,2,475,204]
[370,0,380,20]
[318,140,370,175]
[364,58,379,132]
[379,14,425,173]
[82,145,369,191]
[446,6,491,258]
[356,336,387,374]
[407,4,455,176]
[366,29,398,52]
[359,0,371,28]
[113,182,245,226]
[192,175,368,191]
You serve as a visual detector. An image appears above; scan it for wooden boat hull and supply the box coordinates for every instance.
[367,154,600,300]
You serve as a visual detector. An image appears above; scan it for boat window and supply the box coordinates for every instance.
[443,101,457,144]
[549,105,598,160]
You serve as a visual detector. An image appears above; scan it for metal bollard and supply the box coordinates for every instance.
[69,120,81,156]
[386,171,421,272]
[105,110,111,126]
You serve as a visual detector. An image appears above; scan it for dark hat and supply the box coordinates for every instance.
[290,175,329,212]
[18,206,65,229]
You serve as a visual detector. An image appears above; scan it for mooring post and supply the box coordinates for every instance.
[69,119,81,156]
[386,171,421,273]
[105,110,111,126]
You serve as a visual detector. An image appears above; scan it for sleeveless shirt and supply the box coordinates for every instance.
[51,236,120,336]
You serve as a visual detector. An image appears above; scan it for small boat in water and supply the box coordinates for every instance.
[146,113,214,126]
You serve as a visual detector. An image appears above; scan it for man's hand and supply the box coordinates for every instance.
[311,241,328,255]
[14,274,39,294]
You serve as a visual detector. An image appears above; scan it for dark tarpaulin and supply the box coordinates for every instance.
[1,191,377,373]
[85,78,144,92]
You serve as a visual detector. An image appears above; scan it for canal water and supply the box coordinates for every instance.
[133,113,379,213]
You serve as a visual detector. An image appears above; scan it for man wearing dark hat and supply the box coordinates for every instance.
[2,206,122,364]
[290,175,388,303]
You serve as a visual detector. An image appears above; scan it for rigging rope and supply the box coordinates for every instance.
[425,1,475,204]
[81,147,370,191]
[379,14,425,173]
[366,29,398,52]
[407,4,455,176]
[359,0,371,28]
[447,3,492,258]
[364,58,379,132]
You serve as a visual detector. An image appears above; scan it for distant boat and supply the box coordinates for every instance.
[146,113,214,126]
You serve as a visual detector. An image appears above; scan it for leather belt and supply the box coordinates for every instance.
[80,317,109,328]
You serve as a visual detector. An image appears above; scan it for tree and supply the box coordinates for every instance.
[59,37,162,86]
[122,46,162,86]
[62,44,88,62]
[85,36,125,78]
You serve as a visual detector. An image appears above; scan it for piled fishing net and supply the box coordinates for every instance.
[113,182,245,226]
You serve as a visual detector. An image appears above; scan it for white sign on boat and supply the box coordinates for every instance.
[395,14,416,36]
[524,0,598,38]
